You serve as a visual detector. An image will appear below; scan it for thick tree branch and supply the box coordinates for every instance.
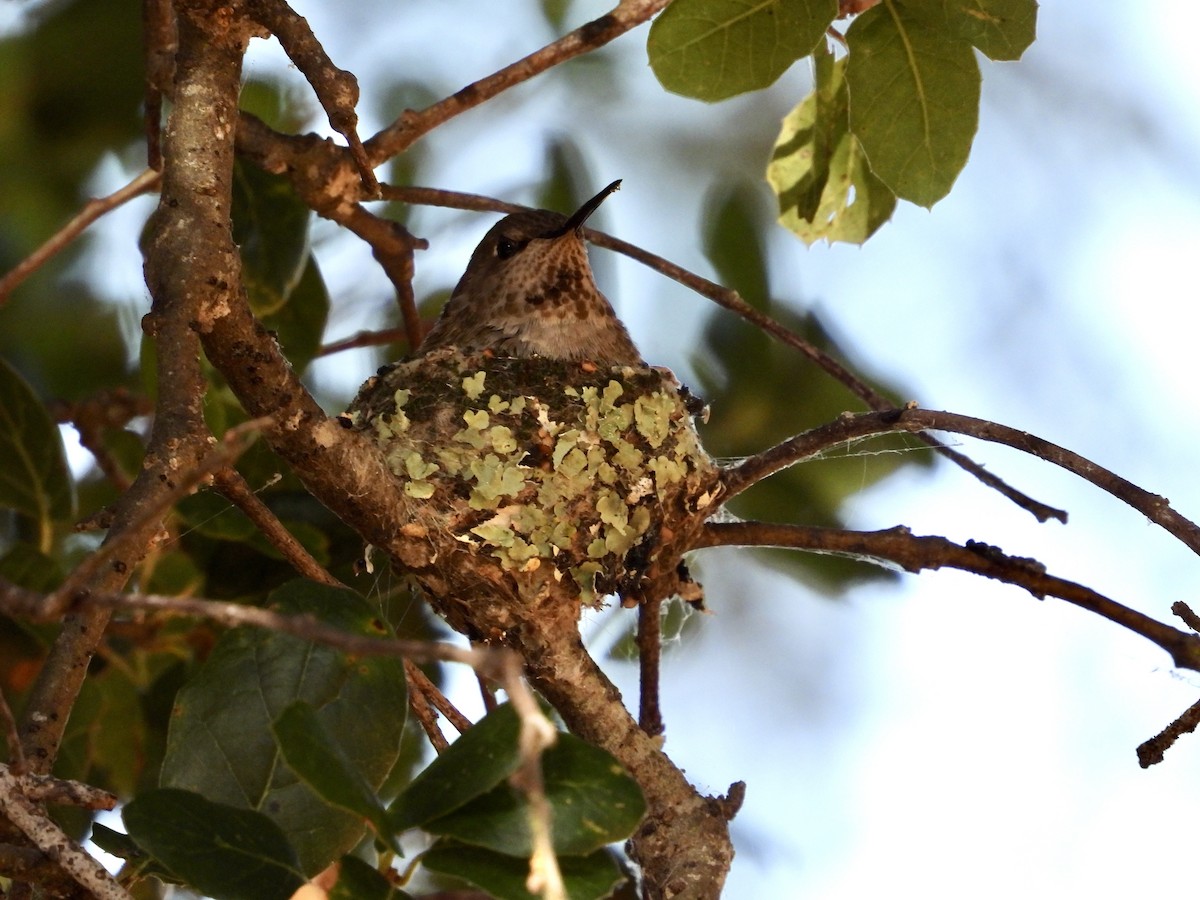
[14,5,251,782]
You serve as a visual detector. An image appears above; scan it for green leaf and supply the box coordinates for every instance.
[0,542,64,593]
[768,45,897,244]
[939,0,1037,61]
[231,161,313,316]
[59,667,145,798]
[123,788,306,900]
[262,254,330,374]
[422,843,625,900]
[648,0,836,102]
[89,823,175,882]
[389,702,522,832]
[328,855,415,900]
[846,2,981,207]
[426,732,645,856]
[694,184,926,590]
[161,579,408,875]
[0,354,75,529]
[272,700,399,853]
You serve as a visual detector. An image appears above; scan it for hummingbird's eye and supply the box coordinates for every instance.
[495,236,521,260]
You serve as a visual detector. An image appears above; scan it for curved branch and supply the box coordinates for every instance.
[722,408,1200,557]
[0,168,160,305]
[366,0,671,162]
[696,521,1200,672]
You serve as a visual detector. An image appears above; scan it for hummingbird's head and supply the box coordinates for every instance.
[419,180,643,366]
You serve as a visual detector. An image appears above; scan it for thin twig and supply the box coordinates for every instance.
[697,521,1200,672]
[142,0,175,170]
[405,660,473,736]
[637,595,664,737]
[723,408,1200,556]
[366,0,672,162]
[10,769,117,811]
[332,205,427,351]
[50,389,153,494]
[0,689,24,775]
[1172,600,1200,633]
[0,168,160,305]
[404,659,450,752]
[1137,695,1200,767]
[211,467,342,587]
[587,233,1066,523]
[318,326,411,357]
[48,419,269,620]
[246,0,378,194]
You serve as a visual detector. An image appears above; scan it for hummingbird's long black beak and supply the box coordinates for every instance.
[558,179,622,237]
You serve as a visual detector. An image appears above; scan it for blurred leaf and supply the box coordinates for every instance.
[694,183,926,588]
[161,580,408,875]
[422,843,624,900]
[123,788,306,900]
[329,855,414,900]
[389,702,521,832]
[272,700,399,853]
[231,161,313,316]
[1,283,133,403]
[0,541,64,593]
[142,547,204,596]
[648,0,836,102]
[59,667,145,799]
[768,45,897,244]
[538,0,573,31]
[0,355,75,530]
[846,4,980,207]
[426,732,645,856]
[0,0,143,229]
[177,490,258,543]
[239,79,313,134]
[262,255,330,373]
[940,0,1037,61]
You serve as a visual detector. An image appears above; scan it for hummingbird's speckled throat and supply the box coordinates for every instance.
[417,180,644,366]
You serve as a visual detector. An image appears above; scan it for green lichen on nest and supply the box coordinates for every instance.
[345,350,718,603]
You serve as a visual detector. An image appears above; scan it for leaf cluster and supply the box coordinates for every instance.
[649,0,1038,240]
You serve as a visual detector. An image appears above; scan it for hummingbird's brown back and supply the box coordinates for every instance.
[418,194,644,367]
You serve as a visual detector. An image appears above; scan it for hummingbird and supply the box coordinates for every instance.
[417,180,645,367]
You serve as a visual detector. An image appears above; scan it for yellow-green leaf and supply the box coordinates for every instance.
[768,45,897,244]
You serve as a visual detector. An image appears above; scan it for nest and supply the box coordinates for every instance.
[343,349,721,639]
